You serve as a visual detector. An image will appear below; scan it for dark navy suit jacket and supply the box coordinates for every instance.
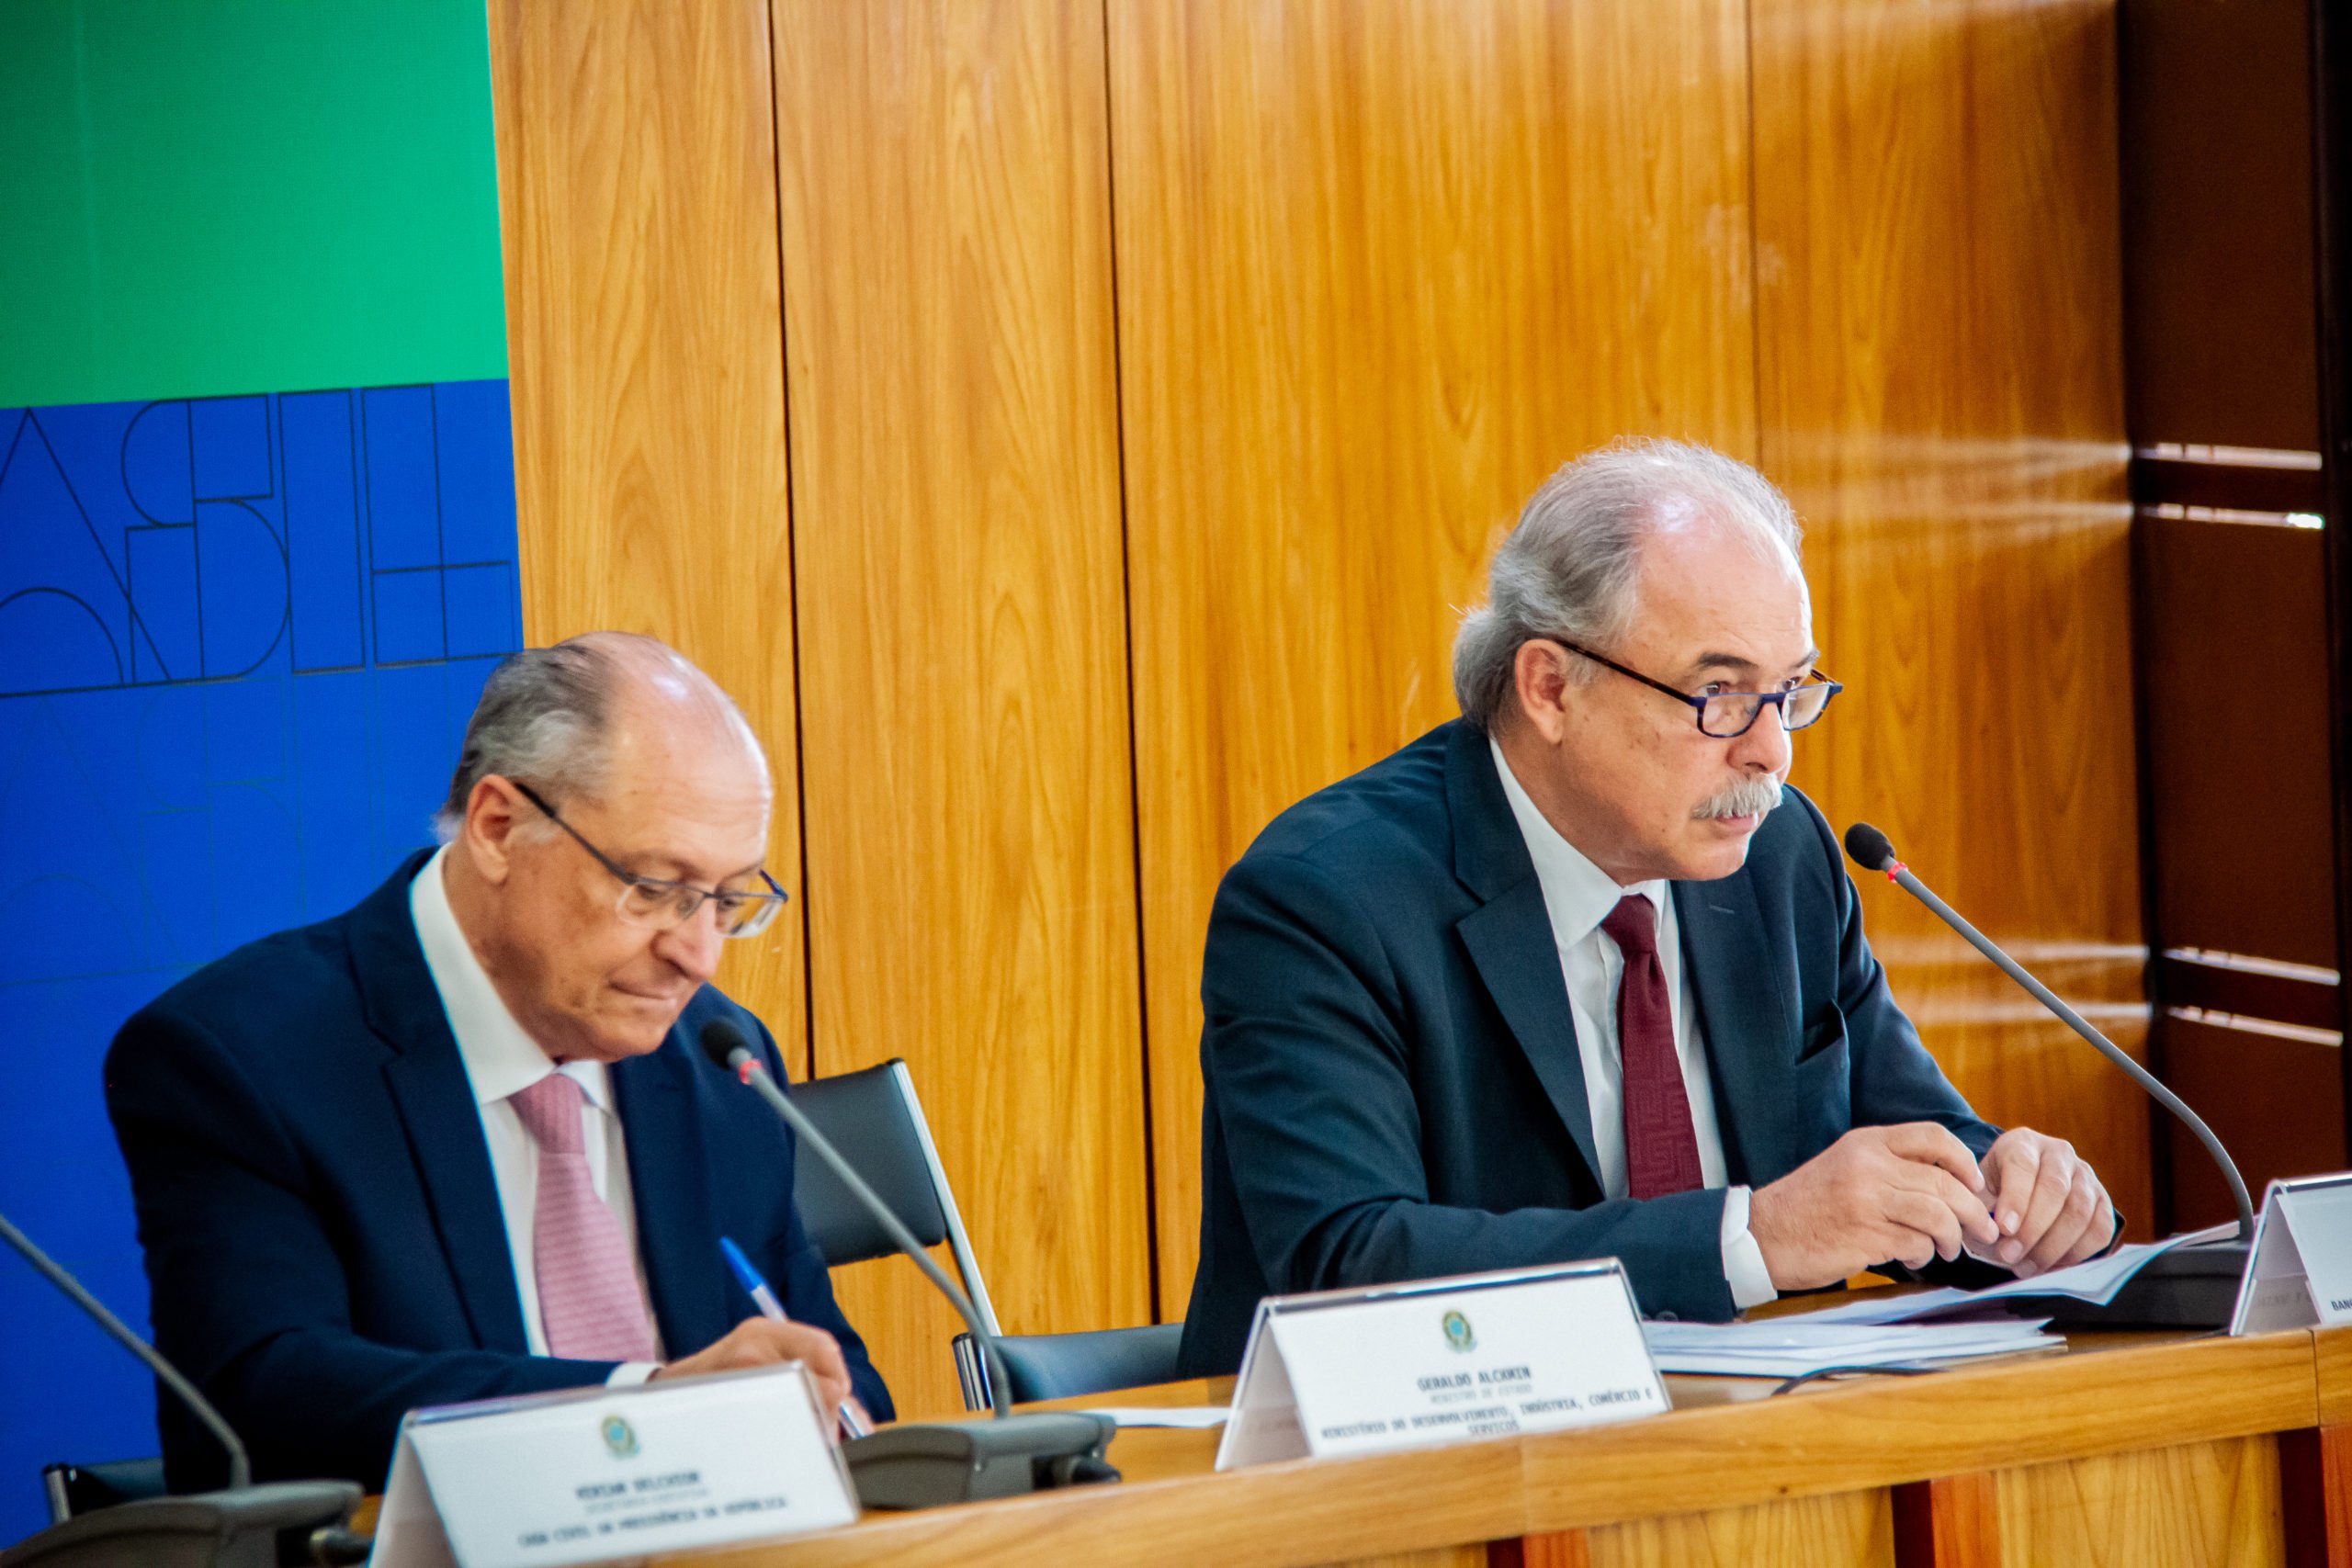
[1179,720,2001,1375]
[106,851,891,1491]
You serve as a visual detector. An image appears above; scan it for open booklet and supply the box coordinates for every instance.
[1785,1223,2242,1326]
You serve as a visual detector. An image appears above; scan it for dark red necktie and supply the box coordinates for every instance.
[1602,894,1706,1199]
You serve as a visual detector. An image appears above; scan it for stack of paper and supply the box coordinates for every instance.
[1642,1317,2061,1378]
[1793,1223,2241,1327]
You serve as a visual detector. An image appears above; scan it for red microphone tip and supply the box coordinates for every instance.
[1884,861,1905,882]
[736,1059,754,1085]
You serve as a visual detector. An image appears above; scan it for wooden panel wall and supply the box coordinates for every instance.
[771,0,1148,1417]
[488,0,810,1068]
[492,0,2148,1398]
[1108,0,1759,1318]
[1750,0,2153,1231]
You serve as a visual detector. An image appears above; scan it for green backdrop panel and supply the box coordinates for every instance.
[0,0,508,408]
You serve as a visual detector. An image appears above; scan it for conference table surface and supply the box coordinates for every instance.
[648,1304,2352,1568]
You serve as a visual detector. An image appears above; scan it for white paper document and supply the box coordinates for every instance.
[1216,1260,1668,1469]
[1791,1223,2241,1326]
[1078,1406,1231,1429]
[368,1364,854,1568]
[1643,1317,2061,1378]
[2232,1173,2352,1334]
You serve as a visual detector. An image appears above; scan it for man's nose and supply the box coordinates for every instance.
[654,900,727,980]
[1732,698,1794,773]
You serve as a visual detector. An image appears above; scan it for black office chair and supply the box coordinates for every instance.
[786,1059,1185,1411]
[786,1058,1003,1326]
[951,1323,1185,1406]
[40,1458,168,1523]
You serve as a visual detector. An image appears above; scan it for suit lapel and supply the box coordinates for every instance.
[1444,723,1603,1188]
[352,852,533,1354]
[613,1042,727,1355]
[1673,871,1798,1186]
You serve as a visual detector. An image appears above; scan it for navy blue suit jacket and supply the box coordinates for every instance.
[106,851,891,1491]
[1178,720,2001,1375]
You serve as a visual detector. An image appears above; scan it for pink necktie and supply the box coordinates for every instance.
[1602,894,1706,1200]
[508,1071,660,1363]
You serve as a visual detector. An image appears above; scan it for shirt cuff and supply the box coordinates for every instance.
[1722,1185,1778,1311]
[606,1361,660,1387]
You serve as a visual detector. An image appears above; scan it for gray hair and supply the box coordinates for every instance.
[1451,438,1803,731]
[435,632,758,842]
[435,641,622,842]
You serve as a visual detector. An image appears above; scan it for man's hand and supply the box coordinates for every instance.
[651,1317,854,1413]
[1750,1122,2002,1291]
[1976,1128,2114,1277]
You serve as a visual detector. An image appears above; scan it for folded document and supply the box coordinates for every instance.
[1643,1317,2061,1378]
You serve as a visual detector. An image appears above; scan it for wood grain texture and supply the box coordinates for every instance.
[1996,1438,2286,1568]
[650,1331,2316,1568]
[1590,1489,1892,1568]
[1893,1472,1997,1568]
[2276,1427,2352,1568]
[1491,1534,1593,1568]
[1516,1332,2315,1533]
[1749,0,2149,1229]
[1109,0,1759,1320]
[2312,1327,2352,1430]
[488,0,809,1066]
[771,0,1148,1417]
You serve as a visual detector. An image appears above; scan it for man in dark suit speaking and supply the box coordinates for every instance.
[107,633,889,1490]
[1180,440,2118,1375]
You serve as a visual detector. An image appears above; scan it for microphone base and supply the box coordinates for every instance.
[0,1481,360,1568]
[2030,1239,2253,1330]
[842,1413,1118,1510]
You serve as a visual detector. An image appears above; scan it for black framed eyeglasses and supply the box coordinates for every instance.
[506,779,790,939]
[1545,637,1843,739]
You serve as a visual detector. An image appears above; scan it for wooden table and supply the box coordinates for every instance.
[672,1325,2352,1568]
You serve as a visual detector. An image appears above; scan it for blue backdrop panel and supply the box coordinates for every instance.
[0,379,521,1539]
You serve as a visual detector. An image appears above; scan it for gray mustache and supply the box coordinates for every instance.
[1691,775,1783,820]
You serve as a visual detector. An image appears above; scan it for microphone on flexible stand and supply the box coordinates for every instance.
[1841,822,2254,1327]
[696,1020,1116,1508]
[0,1210,358,1568]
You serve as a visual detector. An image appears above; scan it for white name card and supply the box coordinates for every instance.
[2232,1173,2352,1335]
[1215,1259,1668,1470]
[368,1364,856,1568]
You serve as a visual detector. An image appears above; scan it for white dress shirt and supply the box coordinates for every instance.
[1490,739,1777,1309]
[410,846,664,1379]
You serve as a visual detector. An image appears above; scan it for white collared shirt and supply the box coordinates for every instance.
[409,845,664,1375]
[1490,739,1777,1309]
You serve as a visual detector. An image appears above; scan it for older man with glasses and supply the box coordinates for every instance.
[107,632,890,1492]
[1179,439,2118,1377]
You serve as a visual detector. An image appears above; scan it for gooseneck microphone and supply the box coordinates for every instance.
[697,1020,1115,1507]
[0,1209,358,1568]
[1842,823,2255,1326]
[0,1210,250,1490]
[1841,822,2254,1242]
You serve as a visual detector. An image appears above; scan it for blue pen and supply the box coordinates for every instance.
[721,1236,873,1438]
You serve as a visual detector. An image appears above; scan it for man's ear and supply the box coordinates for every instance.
[1510,639,1577,745]
[463,776,526,886]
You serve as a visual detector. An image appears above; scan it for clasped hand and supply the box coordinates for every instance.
[1749,1122,2113,1292]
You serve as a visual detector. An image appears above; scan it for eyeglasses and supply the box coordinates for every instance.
[1545,637,1843,739]
[506,780,790,938]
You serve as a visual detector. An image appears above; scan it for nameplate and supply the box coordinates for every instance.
[2232,1173,2352,1335]
[1215,1259,1668,1470]
[368,1365,855,1568]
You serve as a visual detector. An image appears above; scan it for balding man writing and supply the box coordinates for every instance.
[107,633,890,1490]
[1179,440,2117,1376]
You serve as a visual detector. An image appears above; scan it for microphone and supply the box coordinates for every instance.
[696,1020,1116,1507]
[1841,822,2256,1326]
[0,1208,358,1568]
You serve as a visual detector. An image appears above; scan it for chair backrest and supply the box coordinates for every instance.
[40,1457,168,1523]
[953,1324,1186,1409]
[786,1059,1001,1335]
